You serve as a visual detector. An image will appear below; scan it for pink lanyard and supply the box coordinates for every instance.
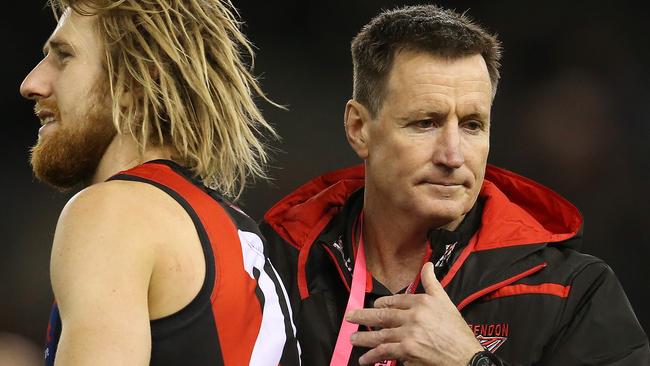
[329,214,426,366]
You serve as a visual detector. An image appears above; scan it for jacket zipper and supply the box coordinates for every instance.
[321,242,352,292]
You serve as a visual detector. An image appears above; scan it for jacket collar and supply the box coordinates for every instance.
[264,164,582,251]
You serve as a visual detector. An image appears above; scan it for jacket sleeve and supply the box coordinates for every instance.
[535,262,650,365]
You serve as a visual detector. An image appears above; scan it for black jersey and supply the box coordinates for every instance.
[44,160,300,365]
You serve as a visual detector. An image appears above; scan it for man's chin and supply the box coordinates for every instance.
[30,137,95,191]
[29,117,115,190]
[30,153,84,191]
[417,200,469,230]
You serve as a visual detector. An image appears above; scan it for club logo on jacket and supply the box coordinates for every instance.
[332,236,352,272]
[435,241,457,268]
[468,323,509,352]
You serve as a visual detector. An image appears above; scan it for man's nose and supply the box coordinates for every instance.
[20,59,52,101]
[433,123,465,169]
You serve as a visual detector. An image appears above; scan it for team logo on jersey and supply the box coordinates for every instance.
[468,323,509,353]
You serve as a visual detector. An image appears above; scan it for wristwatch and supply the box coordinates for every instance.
[467,350,503,366]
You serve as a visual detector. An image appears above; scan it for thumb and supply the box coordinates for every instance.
[421,262,442,295]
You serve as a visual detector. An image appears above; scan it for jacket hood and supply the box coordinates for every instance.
[264,164,583,251]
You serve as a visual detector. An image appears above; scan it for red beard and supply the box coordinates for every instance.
[30,83,116,190]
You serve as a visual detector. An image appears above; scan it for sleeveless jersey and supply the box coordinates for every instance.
[44,160,301,365]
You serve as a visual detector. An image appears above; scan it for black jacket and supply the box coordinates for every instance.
[260,164,649,365]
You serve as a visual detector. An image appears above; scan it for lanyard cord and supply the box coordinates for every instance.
[329,213,428,366]
[329,213,368,366]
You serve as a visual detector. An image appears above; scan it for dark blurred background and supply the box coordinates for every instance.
[1,0,648,356]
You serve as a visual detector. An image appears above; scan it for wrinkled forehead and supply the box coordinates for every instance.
[390,51,490,85]
[384,51,493,108]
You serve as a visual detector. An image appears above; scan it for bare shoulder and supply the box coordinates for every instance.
[57,179,182,241]
[50,180,168,365]
[60,179,172,220]
[51,179,185,307]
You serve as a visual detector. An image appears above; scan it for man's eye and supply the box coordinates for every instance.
[53,50,73,62]
[414,119,436,129]
[462,120,484,132]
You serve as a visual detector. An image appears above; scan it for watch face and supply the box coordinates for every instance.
[475,355,494,366]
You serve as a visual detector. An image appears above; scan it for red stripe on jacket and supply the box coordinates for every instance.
[483,283,571,301]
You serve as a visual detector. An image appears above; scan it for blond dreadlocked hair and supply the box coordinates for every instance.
[50,0,278,199]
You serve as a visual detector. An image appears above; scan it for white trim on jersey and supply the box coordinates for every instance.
[269,257,302,362]
[238,230,300,366]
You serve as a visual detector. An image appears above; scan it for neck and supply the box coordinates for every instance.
[89,134,177,185]
[362,191,431,293]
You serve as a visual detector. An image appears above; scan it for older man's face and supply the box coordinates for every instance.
[363,50,492,229]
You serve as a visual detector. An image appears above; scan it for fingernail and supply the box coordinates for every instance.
[345,311,353,321]
[350,333,357,342]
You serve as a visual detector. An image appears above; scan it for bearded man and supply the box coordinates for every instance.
[20,1,299,365]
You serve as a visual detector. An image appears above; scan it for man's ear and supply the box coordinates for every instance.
[344,100,372,160]
[117,66,159,109]
[117,86,137,109]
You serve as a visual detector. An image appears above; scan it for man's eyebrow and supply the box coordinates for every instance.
[416,109,449,120]
[42,39,72,56]
[463,112,490,122]
[396,109,447,122]
[459,103,490,116]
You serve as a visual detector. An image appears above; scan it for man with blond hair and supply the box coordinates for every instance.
[21,1,299,365]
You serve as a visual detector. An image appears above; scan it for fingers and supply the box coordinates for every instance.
[346,307,407,328]
[350,327,401,348]
[421,262,442,296]
[357,342,404,365]
[373,294,418,309]
[350,264,464,366]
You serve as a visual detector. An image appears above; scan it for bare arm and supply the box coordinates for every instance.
[51,182,156,366]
